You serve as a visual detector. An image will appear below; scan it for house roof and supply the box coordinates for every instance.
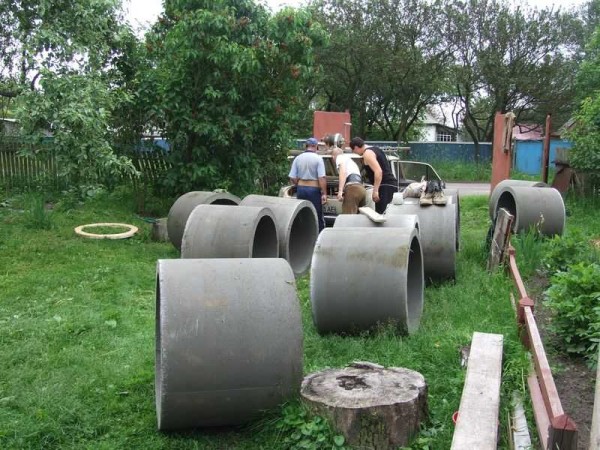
[512,123,544,141]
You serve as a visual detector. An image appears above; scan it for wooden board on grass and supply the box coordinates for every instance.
[451,332,504,450]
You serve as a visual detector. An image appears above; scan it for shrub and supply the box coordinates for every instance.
[542,231,600,275]
[511,228,545,278]
[25,193,53,230]
[544,263,600,367]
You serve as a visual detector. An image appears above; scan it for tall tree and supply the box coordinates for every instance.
[446,0,582,146]
[148,0,326,195]
[3,0,140,191]
[311,0,453,141]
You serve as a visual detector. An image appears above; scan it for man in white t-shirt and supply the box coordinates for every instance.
[332,148,366,214]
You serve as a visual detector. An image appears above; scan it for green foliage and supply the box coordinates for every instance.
[512,228,545,278]
[311,0,453,141]
[544,263,600,367]
[542,230,600,275]
[446,0,580,142]
[24,193,53,230]
[428,161,491,182]
[147,1,326,196]
[16,72,138,193]
[276,403,348,450]
[567,93,600,174]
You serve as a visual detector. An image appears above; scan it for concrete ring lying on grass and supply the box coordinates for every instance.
[155,258,303,430]
[240,195,318,276]
[310,227,424,335]
[74,223,138,239]
[489,180,548,220]
[167,190,241,251]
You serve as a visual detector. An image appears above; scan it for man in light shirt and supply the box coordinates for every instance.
[332,148,366,214]
[288,137,327,231]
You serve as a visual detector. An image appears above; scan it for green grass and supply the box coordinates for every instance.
[429,159,555,183]
[1,188,580,449]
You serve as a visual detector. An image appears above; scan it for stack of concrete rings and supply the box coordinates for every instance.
[488,180,547,220]
[181,204,278,258]
[240,195,319,276]
[386,203,457,281]
[310,227,424,335]
[155,258,303,430]
[167,191,241,251]
[494,185,565,236]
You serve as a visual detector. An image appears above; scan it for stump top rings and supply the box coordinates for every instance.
[74,223,138,239]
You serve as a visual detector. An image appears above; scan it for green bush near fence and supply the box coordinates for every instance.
[544,263,600,367]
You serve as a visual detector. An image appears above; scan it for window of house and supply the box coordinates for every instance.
[436,131,456,142]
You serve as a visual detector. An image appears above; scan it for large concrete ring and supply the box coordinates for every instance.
[333,213,420,234]
[495,186,565,236]
[181,204,278,259]
[443,188,461,251]
[401,190,460,252]
[155,258,303,430]
[310,227,424,335]
[489,180,547,220]
[240,195,318,276]
[386,203,457,281]
[167,191,240,251]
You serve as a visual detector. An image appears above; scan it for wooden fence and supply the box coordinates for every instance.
[508,246,578,449]
[0,139,171,189]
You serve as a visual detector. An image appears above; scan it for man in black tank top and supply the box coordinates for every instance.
[350,137,398,214]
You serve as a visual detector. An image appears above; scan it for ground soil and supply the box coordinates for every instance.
[528,273,596,450]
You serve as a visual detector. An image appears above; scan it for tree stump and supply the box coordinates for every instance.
[151,218,169,242]
[301,362,428,449]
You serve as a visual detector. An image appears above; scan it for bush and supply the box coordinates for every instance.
[544,262,600,367]
[542,231,600,275]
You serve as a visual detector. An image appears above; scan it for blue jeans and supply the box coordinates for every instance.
[297,185,324,232]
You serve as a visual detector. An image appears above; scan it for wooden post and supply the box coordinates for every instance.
[487,208,514,271]
[542,114,552,184]
[590,347,600,450]
[491,112,515,192]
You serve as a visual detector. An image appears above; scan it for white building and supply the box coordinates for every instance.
[417,111,462,142]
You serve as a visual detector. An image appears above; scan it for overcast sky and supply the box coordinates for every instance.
[123,0,587,31]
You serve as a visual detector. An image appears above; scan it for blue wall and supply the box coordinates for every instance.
[514,139,573,175]
[296,139,494,163]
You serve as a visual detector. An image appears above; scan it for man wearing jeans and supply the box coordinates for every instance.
[288,137,327,232]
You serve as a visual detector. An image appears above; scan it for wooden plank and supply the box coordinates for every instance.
[524,307,564,419]
[451,332,504,450]
[508,246,529,300]
[358,206,386,223]
[487,207,514,271]
[528,373,550,449]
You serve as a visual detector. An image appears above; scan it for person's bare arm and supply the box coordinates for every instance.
[290,177,299,185]
[319,176,327,204]
[363,149,382,202]
[337,162,347,201]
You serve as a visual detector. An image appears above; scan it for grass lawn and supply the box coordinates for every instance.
[2,187,587,449]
